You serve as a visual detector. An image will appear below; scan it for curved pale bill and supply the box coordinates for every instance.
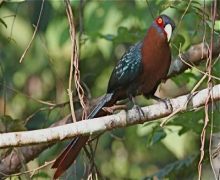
[164,24,172,42]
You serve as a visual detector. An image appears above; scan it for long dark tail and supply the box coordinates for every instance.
[52,93,116,179]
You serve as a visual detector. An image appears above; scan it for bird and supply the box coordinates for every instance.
[52,14,175,179]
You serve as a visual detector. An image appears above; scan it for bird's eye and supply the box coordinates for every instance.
[157,17,163,25]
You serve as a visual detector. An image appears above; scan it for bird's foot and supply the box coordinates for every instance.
[152,95,173,111]
[103,104,128,114]
[161,98,173,111]
[102,107,114,114]
[128,95,145,119]
[133,104,145,120]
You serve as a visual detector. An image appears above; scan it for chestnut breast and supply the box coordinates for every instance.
[138,26,171,94]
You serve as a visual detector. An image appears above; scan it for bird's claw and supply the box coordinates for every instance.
[152,95,173,111]
[103,104,128,114]
[160,98,173,111]
[102,107,114,114]
[133,104,145,120]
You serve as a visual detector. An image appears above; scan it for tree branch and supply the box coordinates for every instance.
[0,84,220,148]
[167,41,220,78]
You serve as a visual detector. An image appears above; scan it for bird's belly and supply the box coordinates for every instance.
[140,30,171,96]
[138,78,158,94]
[138,64,169,95]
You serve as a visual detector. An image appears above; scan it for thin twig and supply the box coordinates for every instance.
[8,4,19,41]
[179,53,220,81]
[65,0,77,122]
[198,1,217,179]
[24,101,69,124]
[9,160,55,178]
[65,0,88,122]
[190,74,207,93]
[19,0,45,63]
[209,1,217,179]
[0,82,63,106]
[146,0,155,19]
[175,0,192,35]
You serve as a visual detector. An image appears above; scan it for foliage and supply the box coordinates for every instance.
[144,155,198,179]
[0,0,219,179]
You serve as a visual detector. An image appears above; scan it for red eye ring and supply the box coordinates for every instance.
[157,17,163,25]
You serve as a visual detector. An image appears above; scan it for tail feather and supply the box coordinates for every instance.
[52,137,79,169]
[52,93,116,179]
[53,136,88,179]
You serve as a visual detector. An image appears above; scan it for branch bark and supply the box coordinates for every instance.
[0,41,219,177]
[0,84,220,149]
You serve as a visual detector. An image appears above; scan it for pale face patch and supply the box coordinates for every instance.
[164,24,172,42]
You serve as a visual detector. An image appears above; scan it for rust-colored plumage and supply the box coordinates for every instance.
[52,14,175,179]
[139,26,171,96]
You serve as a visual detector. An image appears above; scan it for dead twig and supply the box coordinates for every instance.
[19,0,45,63]
[65,0,88,122]
[198,1,217,179]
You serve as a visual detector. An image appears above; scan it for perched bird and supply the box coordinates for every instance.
[52,14,175,179]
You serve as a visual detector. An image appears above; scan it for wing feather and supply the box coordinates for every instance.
[107,42,143,93]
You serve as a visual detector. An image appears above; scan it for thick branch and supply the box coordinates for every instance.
[0,84,220,148]
[168,41,220,78]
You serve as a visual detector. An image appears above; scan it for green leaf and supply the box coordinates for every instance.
[206,20,220,33]
[171,71,199,87]
[172,34,185,55]
[170,109,204,135]
[144,155,198,179]
[59,27,69,46]
[212,59,220,82]
[32,172,50,179]
[212,108,220,132]
[146,126,167,147]
[214,20,220,32]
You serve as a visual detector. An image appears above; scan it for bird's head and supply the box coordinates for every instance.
[154,14,175,42]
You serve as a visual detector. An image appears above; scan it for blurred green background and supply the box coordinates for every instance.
[0,0,220,179]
